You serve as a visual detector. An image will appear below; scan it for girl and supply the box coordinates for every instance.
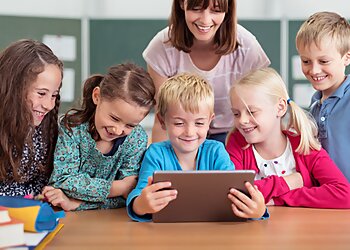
[144,0,270,143]
[226,67,350,208]
[43,63,155,211]
[0,39,63,196]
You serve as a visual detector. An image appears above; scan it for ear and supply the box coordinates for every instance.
[156,113,167,131]
[276,98,287,118]
[343,50,350,67]
[209,113,215,123]
[92,87,100,105]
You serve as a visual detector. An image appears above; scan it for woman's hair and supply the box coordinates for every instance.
[157,72,214,117]
[168,0,238,55]
[229,67,321,155]
[63,63,155,140]
[0,39,63,181]
[296,11,350,56]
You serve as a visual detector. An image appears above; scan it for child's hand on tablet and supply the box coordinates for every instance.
[228,182,266,219]
[133,176,177,216]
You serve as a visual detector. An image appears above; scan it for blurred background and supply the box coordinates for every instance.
[1,0,349,131]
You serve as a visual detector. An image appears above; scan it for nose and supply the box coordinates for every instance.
[200,8,212,24]
[239,113,250,125]
[113,125,124,136]
[184,124,195,136]
[310,62,322,74]
[42,96,55,111]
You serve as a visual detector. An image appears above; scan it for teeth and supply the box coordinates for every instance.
[243,127,254,133]
[313,76,326,81]
[35,111,45,116]
[196,24,211,31]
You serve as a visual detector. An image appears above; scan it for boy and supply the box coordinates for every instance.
[296,11,350,181]
[126,73,266,222]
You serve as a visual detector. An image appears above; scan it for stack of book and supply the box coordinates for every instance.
[0,205,63,249]
[0,206,25,248]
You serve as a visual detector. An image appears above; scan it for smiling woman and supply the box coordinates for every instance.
[0,39,63,196]
[142,0,270,144]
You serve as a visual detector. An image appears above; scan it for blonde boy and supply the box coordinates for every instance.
[296,11,350,181]
[126,73,266,222]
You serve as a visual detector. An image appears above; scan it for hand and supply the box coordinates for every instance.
[228,182,266,219]
[42,186,82,211]
[109,175,138,199]
[283,172,303,190]
[132,176,177,216]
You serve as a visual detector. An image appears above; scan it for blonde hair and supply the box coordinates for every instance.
[157,73,214,117]
[229,67,321,155]
[296,11,350,56]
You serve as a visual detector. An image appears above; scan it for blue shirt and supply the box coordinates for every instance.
[126,139,235,222]
[310,75,350,181]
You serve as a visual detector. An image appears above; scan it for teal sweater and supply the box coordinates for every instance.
[49,122,148,210]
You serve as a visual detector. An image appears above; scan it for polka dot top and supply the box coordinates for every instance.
[253,138,296,180]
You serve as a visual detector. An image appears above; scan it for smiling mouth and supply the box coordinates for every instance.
[241,127,256,133]
[311,75,327,81]
[34,111,46,117]
[195,24,213,32]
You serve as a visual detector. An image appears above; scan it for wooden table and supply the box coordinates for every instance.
[47,207,350,250]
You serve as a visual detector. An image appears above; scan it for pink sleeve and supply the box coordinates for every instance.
[226,131,290,203]
[274,149,350,208]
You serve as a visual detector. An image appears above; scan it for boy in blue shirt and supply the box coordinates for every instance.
[127,73,267,222]
[296,11,350,181]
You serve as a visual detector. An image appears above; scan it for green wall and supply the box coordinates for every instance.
[0,15,81,113]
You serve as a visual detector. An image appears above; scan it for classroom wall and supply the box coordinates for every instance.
[1,0,350,113]
[1,0,349,19]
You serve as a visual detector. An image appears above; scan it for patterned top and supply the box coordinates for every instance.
[49,122,148,210]
[143,25,270,134]
[0,126,49,196]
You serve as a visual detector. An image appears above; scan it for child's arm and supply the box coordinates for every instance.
[273,150,350,208]
[108,175,138,199]
[132,176,177,216]
[126,143,179,222]
[42,186,82,211]
[49,126,116,202]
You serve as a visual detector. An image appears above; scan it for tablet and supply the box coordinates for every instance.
[152,170,255,223]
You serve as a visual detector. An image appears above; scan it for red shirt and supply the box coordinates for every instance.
[226,130,350,208]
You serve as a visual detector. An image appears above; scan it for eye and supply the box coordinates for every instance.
[125,124,136,129]
[38,92,46,96]
[319,60,330,64]
[195,122,205,126]
[110,116,120,122]
[174,122,184,126]
[301,60,310,64]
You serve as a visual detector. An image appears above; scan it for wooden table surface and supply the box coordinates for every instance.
[47,206,350,250]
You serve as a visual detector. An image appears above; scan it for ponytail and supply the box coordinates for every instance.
[284,100,321,154]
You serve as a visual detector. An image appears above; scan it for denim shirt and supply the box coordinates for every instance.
[310,75,350,181]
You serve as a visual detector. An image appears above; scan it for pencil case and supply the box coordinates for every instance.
[0,196,65,232]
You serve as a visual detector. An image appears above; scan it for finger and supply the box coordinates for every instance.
[229,187,253,207]
[231,203,250,219]
[228,193,250,213]
[149,194,177,213]
[147,176,153,186]
[153,189,178,200]
[148,181,172,193]
[42,186,55,194]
